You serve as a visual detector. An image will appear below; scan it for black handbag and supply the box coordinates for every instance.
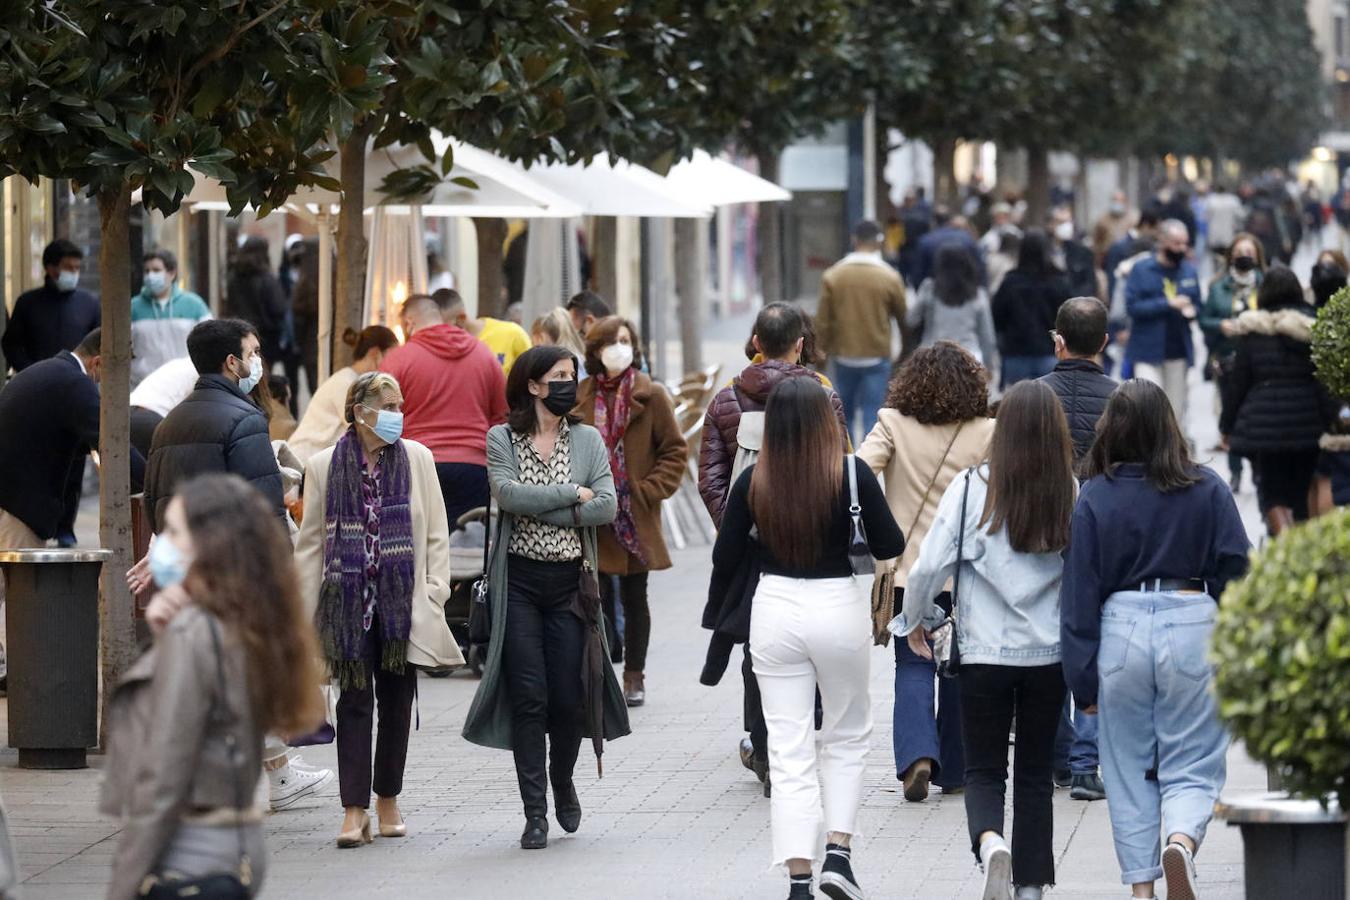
[467,515,496,646]
[140,617,251,899]
[934,468,973,680]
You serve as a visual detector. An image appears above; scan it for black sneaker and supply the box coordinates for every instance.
[1070,773,1106,801]
[819,844,864,900]
[788,879,814,899]
[1053,768,1072,788]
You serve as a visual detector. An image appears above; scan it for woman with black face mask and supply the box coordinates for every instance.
[1199,233,1265,492]
[1310,249,1348,309]
[462,345,629,851]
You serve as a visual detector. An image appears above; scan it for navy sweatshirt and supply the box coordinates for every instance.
[1060,463,1250,708]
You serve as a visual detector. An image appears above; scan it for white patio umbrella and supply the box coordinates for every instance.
[663,150,792,206]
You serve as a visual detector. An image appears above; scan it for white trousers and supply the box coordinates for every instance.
[750,575,873,866]
[1133,359,1190,425]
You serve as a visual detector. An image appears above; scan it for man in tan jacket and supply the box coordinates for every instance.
[817,220,907,444]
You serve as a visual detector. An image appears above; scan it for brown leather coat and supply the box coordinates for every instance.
[575,372,688,574]
[101,605,262,900]
[697,360,847,525]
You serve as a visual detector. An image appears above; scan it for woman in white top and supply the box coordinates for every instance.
[288,326,399,464]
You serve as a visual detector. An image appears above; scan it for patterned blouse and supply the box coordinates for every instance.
[508,420,583,562]
[359,451,383,633]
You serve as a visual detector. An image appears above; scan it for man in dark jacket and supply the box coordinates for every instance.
[1041,297,1116,460]
[142,318,285,532]
[911,210,986,289]
[1,239,101,373]
[1038,296,1115,802]
[0,328,145,544]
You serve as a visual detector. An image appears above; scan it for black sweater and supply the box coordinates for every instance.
[713,457,905,580]
[991,269,1070,358]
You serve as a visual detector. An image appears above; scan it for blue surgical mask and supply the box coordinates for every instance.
[56,270,79,292]
[361,407,404,444]
[236,355,263,394]
[149,536,189,589]
[144,271,169,295]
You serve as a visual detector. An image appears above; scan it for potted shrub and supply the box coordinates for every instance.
[1211,507,1350,898]
[1312,284,1350,509]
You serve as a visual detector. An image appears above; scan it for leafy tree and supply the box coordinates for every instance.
[0,0,385,713]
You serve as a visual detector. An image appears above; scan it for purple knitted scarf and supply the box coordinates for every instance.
[316,430,415,689]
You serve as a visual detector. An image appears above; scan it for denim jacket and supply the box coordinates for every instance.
[889,465,1066,665]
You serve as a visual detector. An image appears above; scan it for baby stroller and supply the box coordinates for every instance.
[445,506,491,676]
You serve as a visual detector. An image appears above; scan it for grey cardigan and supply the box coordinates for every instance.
[462,422,628,751]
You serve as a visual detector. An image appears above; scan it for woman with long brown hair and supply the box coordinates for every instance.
[103,474,324,900]
[575,316,687,707]
[893,381,1077,900]
[712,377,904,900]
[857,341,995,802]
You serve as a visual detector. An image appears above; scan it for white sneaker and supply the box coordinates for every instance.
[286,752,325,773]
[268,762,334,811]
[979,834,1013,900]
[1162,842,1199,900]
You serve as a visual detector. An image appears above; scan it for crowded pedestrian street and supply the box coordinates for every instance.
[0,318,1269,899]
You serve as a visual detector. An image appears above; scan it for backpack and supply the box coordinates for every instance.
[724,387,765,504]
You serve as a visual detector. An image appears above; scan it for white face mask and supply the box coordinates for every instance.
[56,270,79,292]
[600,342,634,375]
[1054,221,1074,242]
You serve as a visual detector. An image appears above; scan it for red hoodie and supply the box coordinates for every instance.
[379,324,508,465]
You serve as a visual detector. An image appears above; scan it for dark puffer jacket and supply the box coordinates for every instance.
[1221,306,1338,454]
[1039,358,1117,461]
[143,374,285,532]
[697,359,847,525]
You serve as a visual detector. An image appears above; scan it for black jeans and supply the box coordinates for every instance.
[335,613,418,808]
[1252,448,1320,519]
[504,554,586,819]
[600,571,650,673]
[435,462,490,525]
[959,663,1064,887]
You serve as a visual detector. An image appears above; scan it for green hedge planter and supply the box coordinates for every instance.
[1312,284,1350,400]
[1212,508,1350,898]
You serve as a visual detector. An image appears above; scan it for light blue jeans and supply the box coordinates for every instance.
[1097,590,1228,885]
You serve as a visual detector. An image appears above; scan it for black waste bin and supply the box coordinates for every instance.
[0,548,110,769]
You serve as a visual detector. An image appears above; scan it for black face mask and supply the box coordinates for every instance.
[540,378,577,415]
[1311,263,1347,307]
[1164,248,1186,265]
[1231,256,1257,274]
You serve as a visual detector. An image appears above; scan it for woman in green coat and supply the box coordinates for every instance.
[462,345,629,850]
[1199,232,1265,492]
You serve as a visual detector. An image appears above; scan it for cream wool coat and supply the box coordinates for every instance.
[295,435,464,670]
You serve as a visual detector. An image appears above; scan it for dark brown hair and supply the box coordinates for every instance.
[342,325,399,362]
[749,377,845,570]
[980,381,1075,553]
[583,315,644,378]
[505,345,579,434]
[884,341,990,425]
[1082,379,1200,491]
[179,474,323,735]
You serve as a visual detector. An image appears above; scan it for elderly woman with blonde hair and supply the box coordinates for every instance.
[295,371,463,848]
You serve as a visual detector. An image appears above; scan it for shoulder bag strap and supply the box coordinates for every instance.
[847,453,860,519]
[205,615,253,888]
[950,468,974,625]
[904,422,965,540]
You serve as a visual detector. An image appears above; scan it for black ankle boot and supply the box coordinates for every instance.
[553,780,581,833]
[520,816,548,849]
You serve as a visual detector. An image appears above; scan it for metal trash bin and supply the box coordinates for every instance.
[0,549,111,769]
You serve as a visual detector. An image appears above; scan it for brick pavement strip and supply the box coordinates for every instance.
[0,536,1262,899]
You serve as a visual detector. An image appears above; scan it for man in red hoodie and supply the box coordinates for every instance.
[381,294,508,521]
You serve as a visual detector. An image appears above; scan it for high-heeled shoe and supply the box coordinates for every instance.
[375,798,407,838]
[337,812,372,848]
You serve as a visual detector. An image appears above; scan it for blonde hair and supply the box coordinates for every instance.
[344,372,403,424]
[531,308,585,361]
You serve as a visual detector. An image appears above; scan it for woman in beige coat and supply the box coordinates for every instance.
[858,341,994,803]
[295,372,462,847]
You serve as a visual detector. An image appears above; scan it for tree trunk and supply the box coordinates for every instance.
[334,119,373,351]
[593,216,619,306]
[673,216,704,374]
[933,137,959,210]
[874,125,892,219]
[1026,144,1051,228]
[474,217,507,320]
[756,149,785,305]
[96,185,135,748]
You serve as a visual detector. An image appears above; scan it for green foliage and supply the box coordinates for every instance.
[1212,509,1350,804]
[0,0,388,213]
[1312,285,1350,400]
[1137,0,1325,168]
